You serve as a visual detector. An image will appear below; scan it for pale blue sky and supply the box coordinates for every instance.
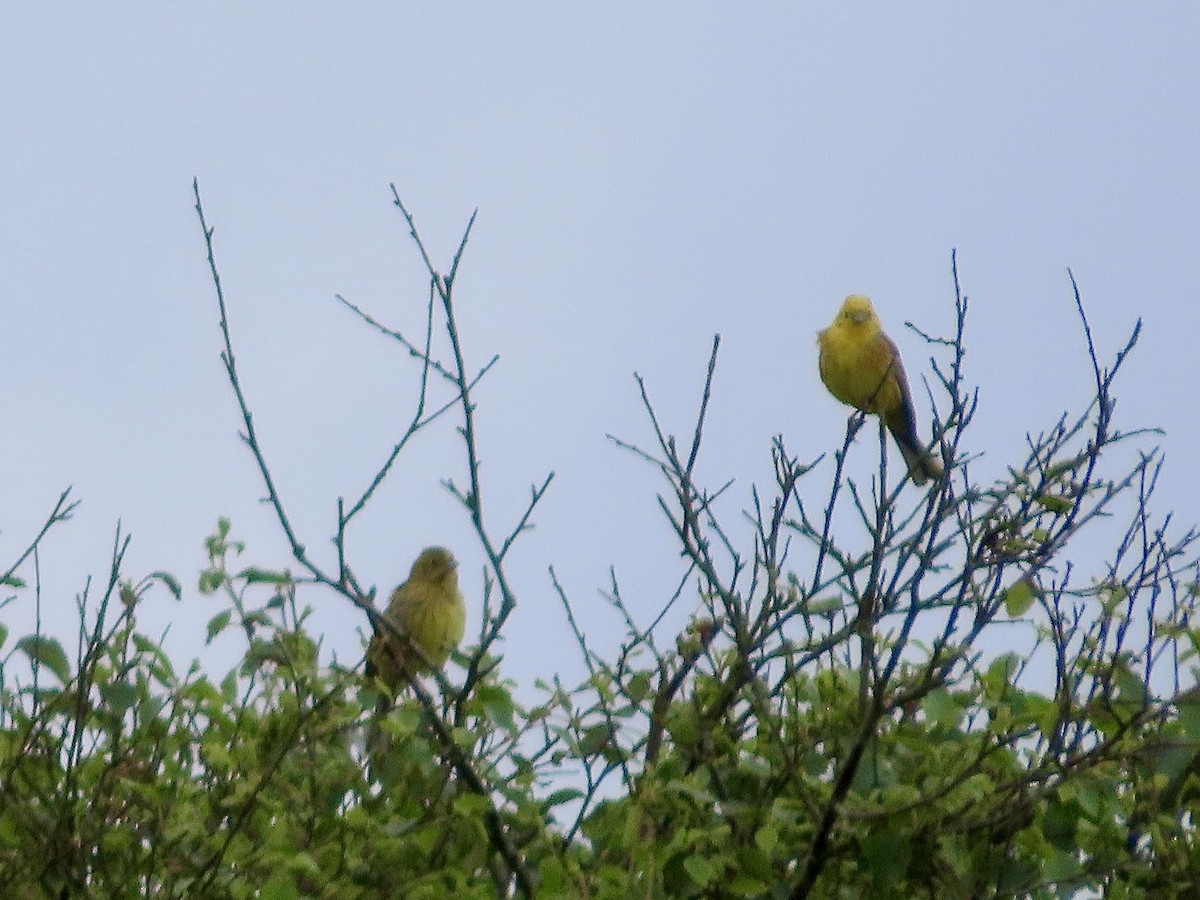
[2,8,1197,693]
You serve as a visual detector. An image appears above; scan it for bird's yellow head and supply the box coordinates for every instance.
[409,547,459,586]
[836,294,878,327]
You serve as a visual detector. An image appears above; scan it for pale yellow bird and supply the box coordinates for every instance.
[366,546,466,693]
[817,295,943,485]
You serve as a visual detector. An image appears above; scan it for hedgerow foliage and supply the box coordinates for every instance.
[2,187,1198,898]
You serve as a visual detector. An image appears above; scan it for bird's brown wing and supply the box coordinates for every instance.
[875,332,920,449]
[877,333,944,484]
[365,582,412,689]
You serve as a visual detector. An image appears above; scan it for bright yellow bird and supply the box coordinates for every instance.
[817,295,943,485]
[366,546,466,693]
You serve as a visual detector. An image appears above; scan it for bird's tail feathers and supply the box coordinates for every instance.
[897,441,944,486]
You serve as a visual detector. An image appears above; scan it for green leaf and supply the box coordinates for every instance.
[477,683,516,730]
[219,670,239,702]
[754,823,779,854]
[206,609,233,643]
[1041,797,1082,851]
[981,654,1020,700]
[1111,657,1149,706]
[922,688,961,729]
[862,828,911,884]
[260,875,299,900]
[245,638,285,667]
[452,793,490,817]
[1143,737,1197,784]
[286,852,321,878]
[16,635,71,683]
[683,854,715,888]
[1177,688,1200,735]
[1042,849,1085,884]
[101,828,135,855]
[1073,779,1117,820]
[627,672,652,703]
[0,815,22,849]
[104,679,139,716]
[132,634,176,679]
[238,567,293,586]
[537,857,567,893]
[149,570,183,600]
[1002,578,1037,617]
[1020,692,1060,733]
[727,875,770,896]
[0,574,25,588]
[1034,493,1074,514]
[995,855,1041,894]
[579,724,611,757]
[1044,455,1085,480]
[198,569,224,595]
[804,596,844,615]
[543,788,584,809]
[667,706,700,750]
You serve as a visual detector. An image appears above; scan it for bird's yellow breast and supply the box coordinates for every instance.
[817,322,903,415]
[391,580,466,669]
